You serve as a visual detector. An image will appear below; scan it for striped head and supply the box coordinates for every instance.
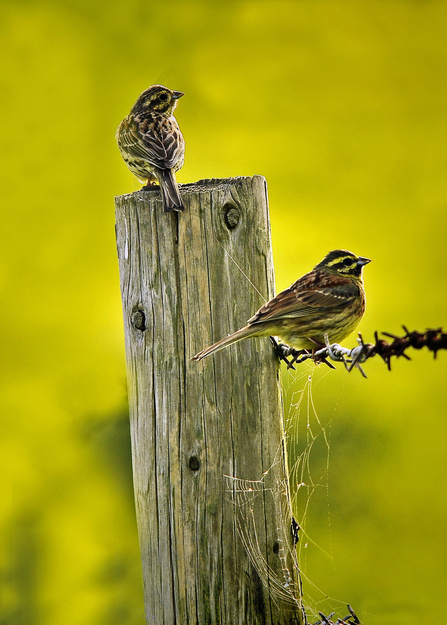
[314,250,371,279]
[131,84,184,117]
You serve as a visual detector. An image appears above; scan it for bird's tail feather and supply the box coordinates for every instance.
[191,325,260,361]
[158,168,185,212]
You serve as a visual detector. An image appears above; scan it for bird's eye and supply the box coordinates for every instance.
[343,258,352,266]
[159,93,168,101]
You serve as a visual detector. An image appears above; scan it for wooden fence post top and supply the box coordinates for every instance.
[115,174,267,197]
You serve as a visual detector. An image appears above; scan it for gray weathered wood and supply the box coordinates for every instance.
[115,176,304,625]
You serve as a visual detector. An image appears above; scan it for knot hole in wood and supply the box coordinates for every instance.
[131,307,147,332]
[188,456,201,472]
[223,202,241,230]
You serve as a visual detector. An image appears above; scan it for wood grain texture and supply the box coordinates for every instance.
[115,176,304,625]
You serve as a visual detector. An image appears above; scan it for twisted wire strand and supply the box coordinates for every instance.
[273,327,447,377]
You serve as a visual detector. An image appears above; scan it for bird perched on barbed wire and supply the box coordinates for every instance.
[192,250,371,361]
[116,84,186,212]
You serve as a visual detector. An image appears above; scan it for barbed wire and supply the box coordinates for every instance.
[309,604,361,625]
[272,326,447,377]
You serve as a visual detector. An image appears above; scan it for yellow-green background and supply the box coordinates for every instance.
[2,1,447,623]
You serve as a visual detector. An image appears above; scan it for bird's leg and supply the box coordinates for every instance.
[141,181,158,191]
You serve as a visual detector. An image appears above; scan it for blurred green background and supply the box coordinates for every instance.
[2,0,447,623]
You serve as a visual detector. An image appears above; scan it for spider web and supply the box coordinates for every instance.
[224,469,303,610]
[225,362,354,623]
[285,365,344,621]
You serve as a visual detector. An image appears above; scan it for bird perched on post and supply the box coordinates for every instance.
[192,250,371,361]
[116,84,186,212]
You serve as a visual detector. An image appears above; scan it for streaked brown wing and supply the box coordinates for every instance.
[139,118,184,170]
[248,281,359,324]
[117,117,152,158]
[118,116,184,170]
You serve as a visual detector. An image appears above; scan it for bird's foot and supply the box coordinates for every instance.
[141,181,157,191]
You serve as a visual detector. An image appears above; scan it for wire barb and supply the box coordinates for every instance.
[272,327,446,376]
[310,604,361,624]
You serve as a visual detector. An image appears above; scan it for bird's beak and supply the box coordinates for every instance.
[357,257,371,266]
[172,91,184,99]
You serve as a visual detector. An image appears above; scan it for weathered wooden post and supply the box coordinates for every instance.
[115,176,304,625]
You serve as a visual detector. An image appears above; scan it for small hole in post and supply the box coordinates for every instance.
[272,541,280,555]
[131,308,146,332]
[189,456,200,472]
[223,204,240,230]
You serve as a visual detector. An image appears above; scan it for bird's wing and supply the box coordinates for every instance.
[140,118,184,169]
[117,117,165,169]
[118,114,184,170]
[248,282,359,324]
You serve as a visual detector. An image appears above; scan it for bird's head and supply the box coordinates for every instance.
[131,85,184,116]
[315,249,371,279]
